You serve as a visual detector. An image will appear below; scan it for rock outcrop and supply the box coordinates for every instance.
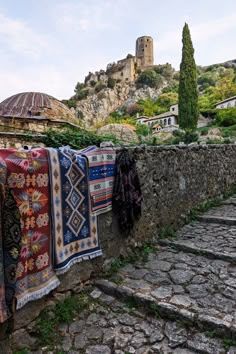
[97,123,138,144]
[76,83,163,128]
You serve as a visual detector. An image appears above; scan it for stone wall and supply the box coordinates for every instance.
[0,132,45,149]
[2,144,236,348]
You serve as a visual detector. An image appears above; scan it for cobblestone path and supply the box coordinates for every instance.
[8,197,236,353]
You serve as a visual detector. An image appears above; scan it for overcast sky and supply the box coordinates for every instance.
[0,0,235,101]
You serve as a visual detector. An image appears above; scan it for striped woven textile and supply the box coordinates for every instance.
[47,148,102,274]
[80,146,116,215]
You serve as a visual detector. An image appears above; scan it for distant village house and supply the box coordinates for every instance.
[135,104,179,132]
[214,96,236,109]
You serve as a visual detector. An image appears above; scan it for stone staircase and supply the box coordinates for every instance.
[6,197,236,353]
[95,197,236,353]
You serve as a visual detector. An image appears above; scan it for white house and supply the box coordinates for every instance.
[135,115,149,124]
[214,96,236,109]
[144,104,178,128]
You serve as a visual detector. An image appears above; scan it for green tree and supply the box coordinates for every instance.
[178,23,199,129]
[107,77,116,89]
[136,70,162,88]
[156,92,178,110]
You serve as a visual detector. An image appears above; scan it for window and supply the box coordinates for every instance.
[221,105,224,108]
[227,102,231,108]
[120,72,123,76]
[168,118,171,125]
[172,107,175,111]
[164,119,167,126]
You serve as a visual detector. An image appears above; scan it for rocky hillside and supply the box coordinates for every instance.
[63,59,236,129]
[62,63,176,129]
[76,83,164,128]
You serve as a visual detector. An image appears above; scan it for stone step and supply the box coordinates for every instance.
[96,247,236,338]
[222,196,236,206]
[197,215,236,225]
[158,221,236,263]
[89,288,233,354]
[196,203,236,225]
[201,203,236,218]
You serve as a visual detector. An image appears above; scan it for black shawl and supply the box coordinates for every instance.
[112,149,142,236]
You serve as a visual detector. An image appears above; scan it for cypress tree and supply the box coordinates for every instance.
[178,23,199,130]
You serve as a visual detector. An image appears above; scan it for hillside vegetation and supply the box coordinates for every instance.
[62,59,236,131]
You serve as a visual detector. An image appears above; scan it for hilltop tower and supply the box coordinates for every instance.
[135,36,154,67]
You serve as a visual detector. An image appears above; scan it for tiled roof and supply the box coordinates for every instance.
[146,111,177,121]
[214,96,236,106]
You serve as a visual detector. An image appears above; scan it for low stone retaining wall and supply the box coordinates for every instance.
[2,143,236,348]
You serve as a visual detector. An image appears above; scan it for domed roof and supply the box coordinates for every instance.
[0,92,77,123]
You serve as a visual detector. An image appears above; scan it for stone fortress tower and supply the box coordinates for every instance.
[135,36,154,67]
[85,35,155,85]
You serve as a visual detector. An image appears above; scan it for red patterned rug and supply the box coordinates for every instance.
[0,149,59,309]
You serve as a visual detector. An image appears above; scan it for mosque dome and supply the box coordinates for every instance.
[0,92,77,123]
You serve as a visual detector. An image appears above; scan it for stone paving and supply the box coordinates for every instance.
[8,196,236,353]
[11,289,235,354]
[97,248,236,336]
[159,221,236,262]
[53,289,235,354]
[203,204,236,219]
[197,203,236,225]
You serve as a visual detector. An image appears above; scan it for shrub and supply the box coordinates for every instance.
[89,80,97,87]
[76,89,89,100]
[41,128,118,149]
[199,127,209,135]
[215,108,236,127]
[171,129,198,144]
[126,103,141,116]
[61,98,76,109]
[107,77,116,89]
[136,70,163,88]
[74,81,85,93]
[206,138,223,144]
[156,92,178,110]
[136,124,150,137]
[183,130,199,144]
[153,63,175,80]
[95,82,106,93]
[97,91,106,100]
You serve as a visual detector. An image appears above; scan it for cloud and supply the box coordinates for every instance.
[0,66,74,102]
[54,0,129,33]
[0,12,50,58]
[192,13,236,42]
[155,13,236,68]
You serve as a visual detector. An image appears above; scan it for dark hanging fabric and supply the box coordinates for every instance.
[0,184,21,333]
[112,148,142,236]
[2,185,22,321]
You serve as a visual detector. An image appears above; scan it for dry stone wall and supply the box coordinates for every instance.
[2,144,236,347]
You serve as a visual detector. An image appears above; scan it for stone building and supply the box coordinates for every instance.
[214,95,236,109]
[85,35,155,85]
[135,36,154,67]
[108,35,154,82]
[0,91,79,147]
